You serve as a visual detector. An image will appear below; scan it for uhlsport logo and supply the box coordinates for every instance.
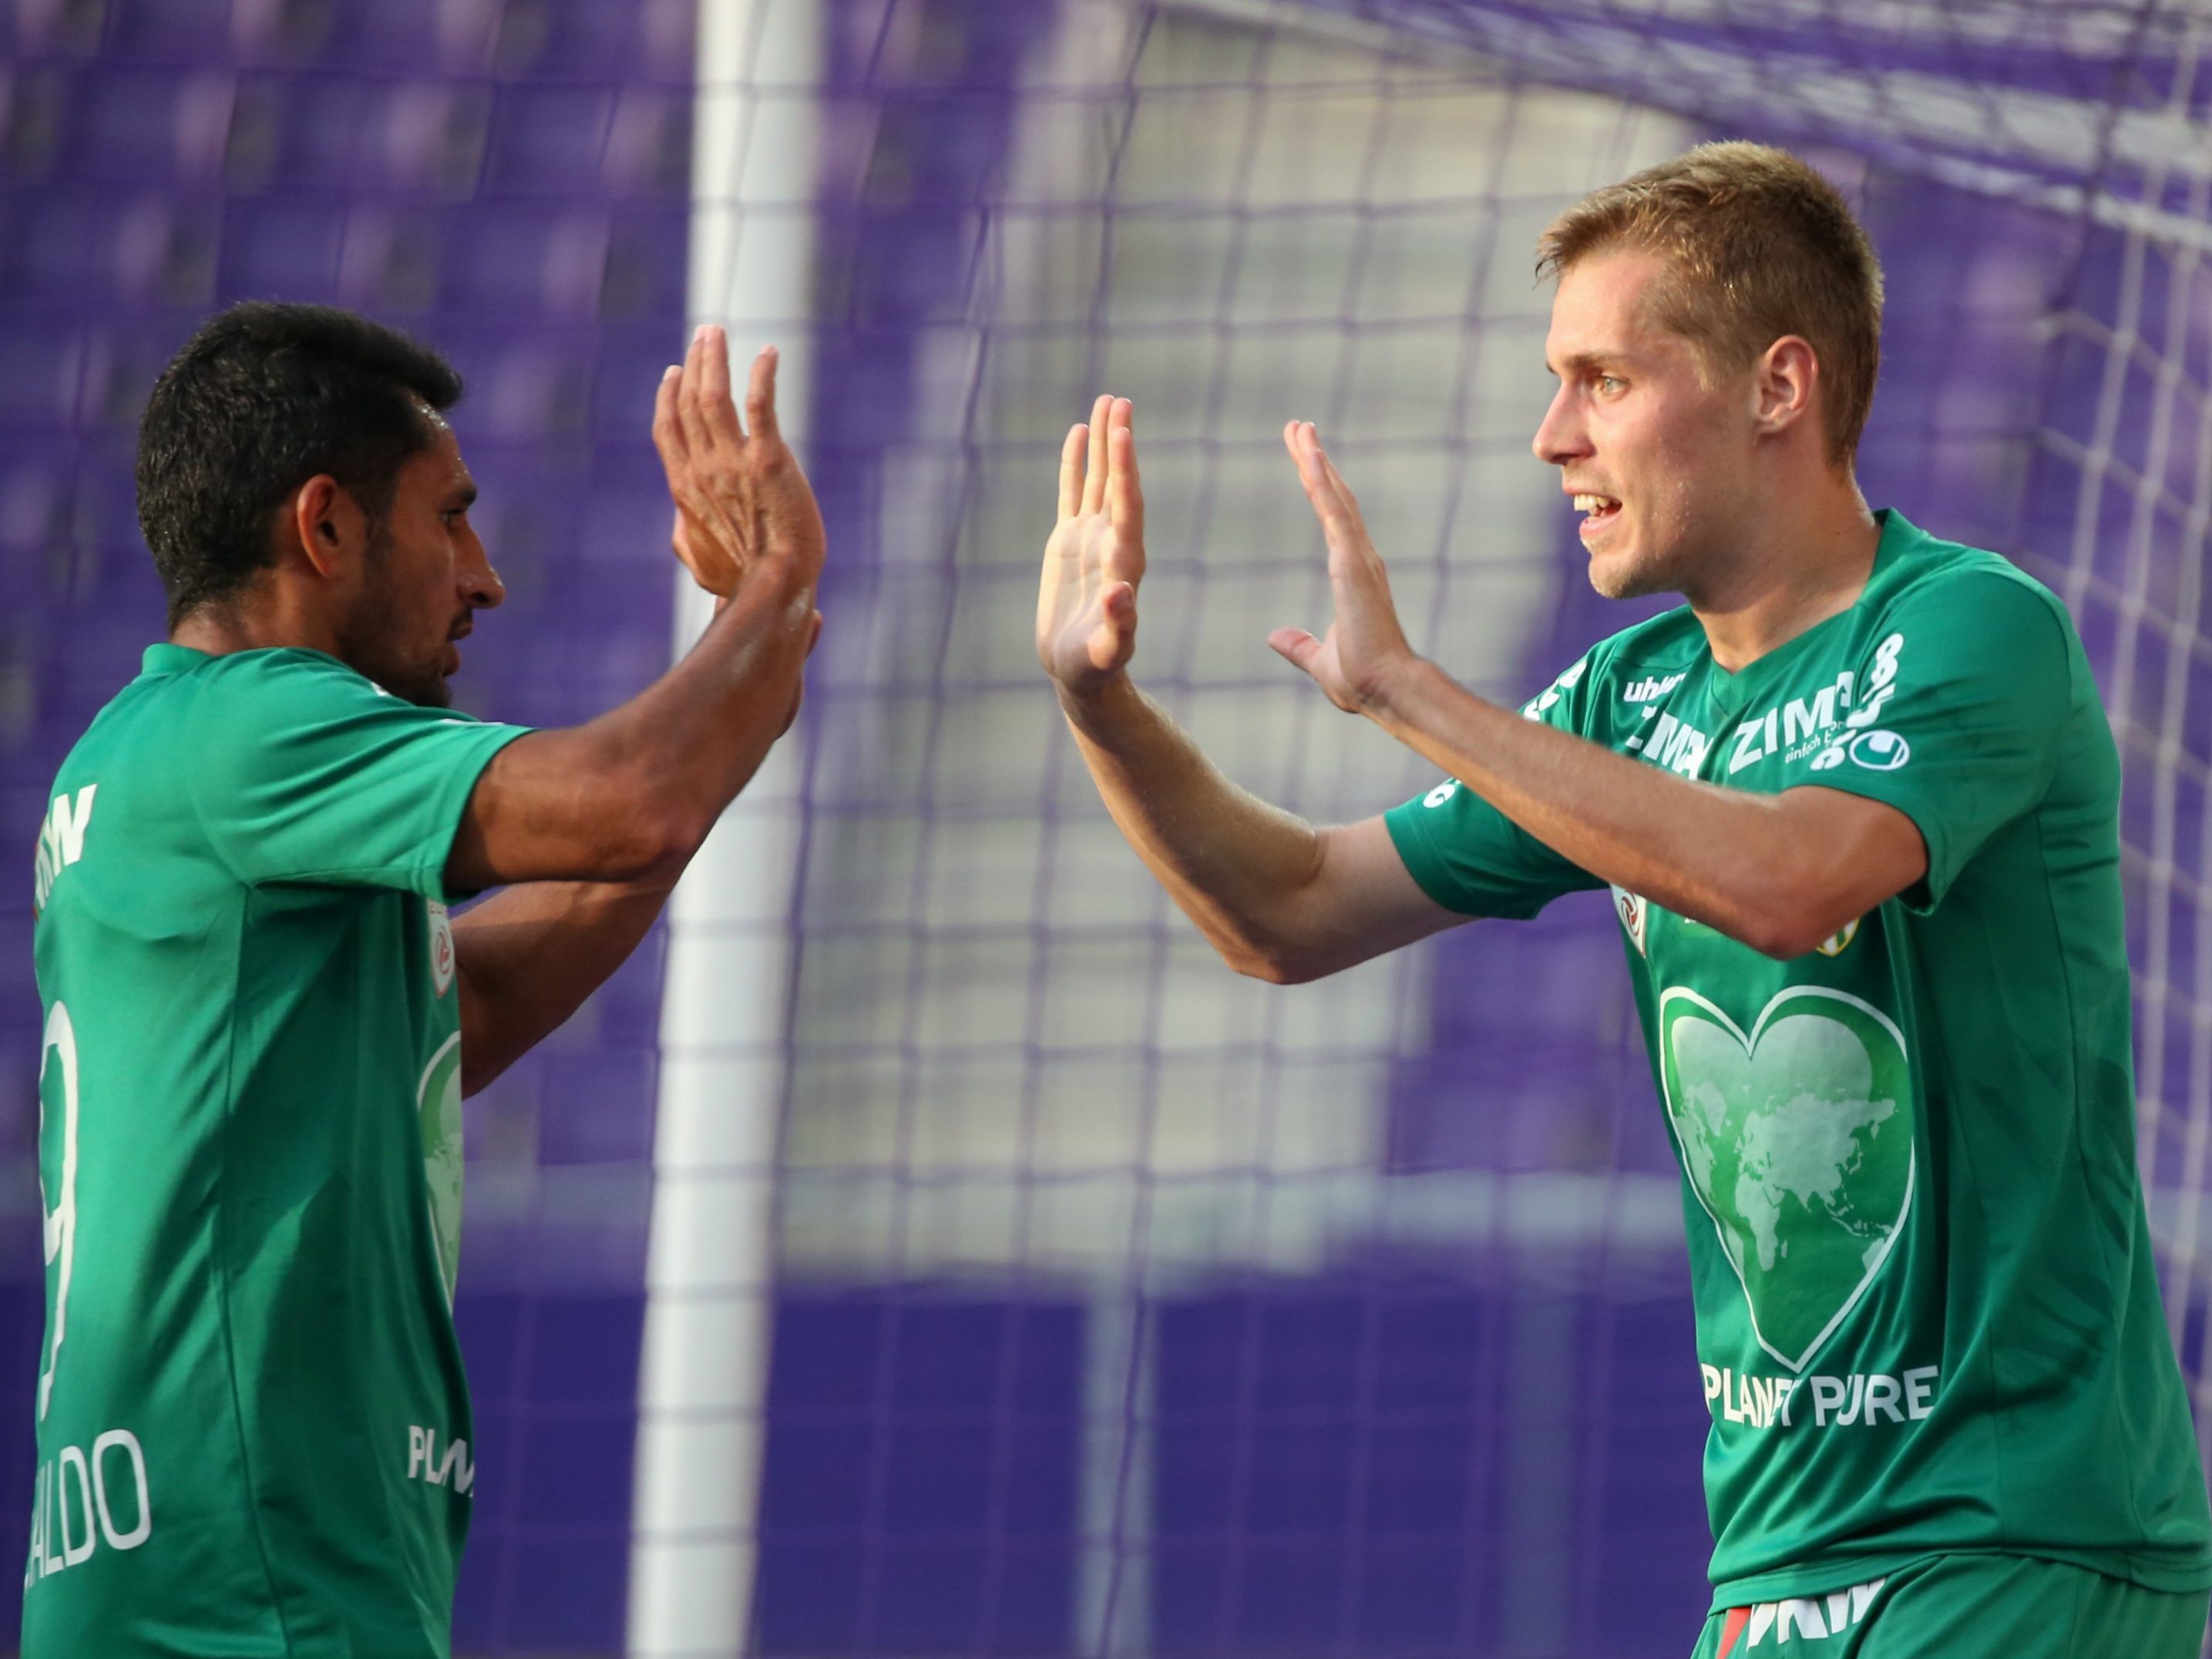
[1659,987,1913,1373]
[1847,730,1909,771]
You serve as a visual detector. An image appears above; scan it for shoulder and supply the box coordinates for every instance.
[175,649,405,739]
[188,647,382,696]
[1870,518,2072,640]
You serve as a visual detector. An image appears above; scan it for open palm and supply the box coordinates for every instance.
[1037,395,1146,696]
[1271,419,1415,714]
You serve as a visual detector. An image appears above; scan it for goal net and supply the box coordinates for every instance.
[647,1,2212,1654]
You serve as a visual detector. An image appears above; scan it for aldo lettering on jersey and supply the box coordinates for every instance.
[23,1427,153,1590]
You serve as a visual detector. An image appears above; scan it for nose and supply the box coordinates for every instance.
[1532,382,1588,468]
[459,526,506,611]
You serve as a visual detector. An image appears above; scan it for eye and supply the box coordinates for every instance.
[1595,374,1625,395]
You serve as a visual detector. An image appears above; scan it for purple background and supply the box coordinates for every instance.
[0,1,694,1650]
[5,2,2210,1654]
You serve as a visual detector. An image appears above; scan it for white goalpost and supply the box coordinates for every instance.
[627,1,820,1652]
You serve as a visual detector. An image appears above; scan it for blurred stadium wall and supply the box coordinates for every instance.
[7,2,2212,1657]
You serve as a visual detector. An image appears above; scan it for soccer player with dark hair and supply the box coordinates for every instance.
[1037,142,2212,1654]
[25,304,819,1654]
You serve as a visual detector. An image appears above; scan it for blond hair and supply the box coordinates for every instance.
[1537,142,1884,468]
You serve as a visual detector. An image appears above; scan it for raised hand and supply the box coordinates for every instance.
[1271,420,1417,714]
[1038,395,1146,697]
[651,324,827,601]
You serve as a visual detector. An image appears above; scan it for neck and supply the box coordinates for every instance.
[170,580,342,660]
[1689,474,1880,673]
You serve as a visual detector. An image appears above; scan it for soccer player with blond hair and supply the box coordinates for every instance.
[1036,142,2212,1654]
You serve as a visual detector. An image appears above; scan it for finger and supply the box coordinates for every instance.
[1315,445,1370,531]
[1057,423,1086,522]
[1288,421,1352,530]
[652,364,687,470]
[1106,415,1144,546]
[1087,582,1137,671]
[745,346,781,444]
[1081,393,1113,515]
[676,325,715,457]
[697,324,745,448]
[1268,627,1321,676]
[669,508,727,596]
[1283,419,1329,502]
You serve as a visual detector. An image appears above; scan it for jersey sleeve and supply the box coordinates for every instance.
[1798,570,2076,908]
[185,650,533,897]
[1383,654,1608,918]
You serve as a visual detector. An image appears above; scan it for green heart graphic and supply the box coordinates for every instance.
[1659,988,1913,1373]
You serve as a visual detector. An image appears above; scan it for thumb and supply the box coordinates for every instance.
[1087,582,1138,670]
[1268,626,1321,676]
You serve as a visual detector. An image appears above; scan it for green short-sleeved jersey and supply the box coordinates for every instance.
[1387,511,2212,1608]
[23,644,529,1656]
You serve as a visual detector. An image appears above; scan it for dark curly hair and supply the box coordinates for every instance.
[136,302,464,626]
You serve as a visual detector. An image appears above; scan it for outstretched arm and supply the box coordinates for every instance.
[446,324,825,1086]
[1271,421,1925,959]
[1039,397,1460,982]
[445,324,825,893]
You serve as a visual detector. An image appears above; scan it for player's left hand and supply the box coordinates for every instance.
[1272,421,1418,714]
[653,325,827,603]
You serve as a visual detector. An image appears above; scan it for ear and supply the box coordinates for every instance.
[284,475,366,582]
[1753,335,1820,439]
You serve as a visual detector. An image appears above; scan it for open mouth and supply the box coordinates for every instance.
[1573,492,1622,527]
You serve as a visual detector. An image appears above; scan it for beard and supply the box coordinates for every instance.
[1588,541,1689,603]
[1585,490,1714,605]
[335,530,452,708]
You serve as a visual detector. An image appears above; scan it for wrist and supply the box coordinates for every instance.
[1360,650,1431,724]
[1055,669,1138,731]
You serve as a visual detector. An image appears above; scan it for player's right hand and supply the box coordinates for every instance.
[1038,395,1145,697]
[652,324,827,602]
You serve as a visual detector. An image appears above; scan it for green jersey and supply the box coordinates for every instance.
[1386,511,2212,1607]
[24,644,529,1656]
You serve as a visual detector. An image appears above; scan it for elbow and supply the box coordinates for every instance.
[1219,933,1330,986]
[1229,949,1304,986]
[1743,913,1824,962]
[600,787,712,885]
[1739,872,1860,962]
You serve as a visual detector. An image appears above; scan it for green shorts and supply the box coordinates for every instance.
[1690,1555,2210,1657]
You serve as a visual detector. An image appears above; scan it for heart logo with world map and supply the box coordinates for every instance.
[1658,987,1914,1374]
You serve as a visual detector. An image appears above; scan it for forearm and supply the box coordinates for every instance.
[1059,674,1325,972]
[590,569,815,840]
[1366,657,1851,955]
[452,875,677,1094]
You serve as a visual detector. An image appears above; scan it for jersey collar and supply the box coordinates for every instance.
[141,643,213,677]
[1703,508,1918,713]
